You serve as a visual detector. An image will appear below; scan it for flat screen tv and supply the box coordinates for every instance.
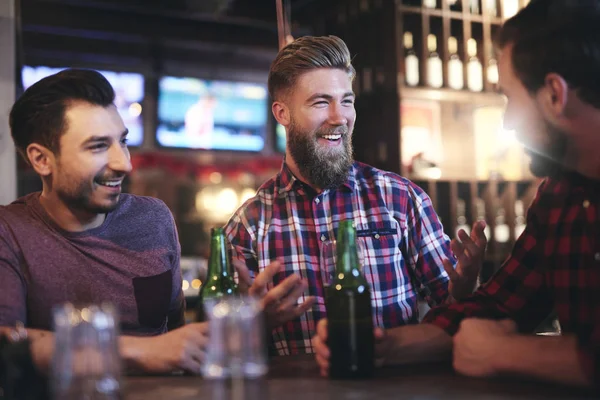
[156,76,267,151]
[21,66,145,147]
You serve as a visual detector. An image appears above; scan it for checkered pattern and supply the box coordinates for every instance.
[423,170,600,384]
[225,161,454,355]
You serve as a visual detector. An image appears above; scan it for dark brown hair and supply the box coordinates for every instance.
[9,68,115,162]
[268,35,356,101]
[496,0,600,108]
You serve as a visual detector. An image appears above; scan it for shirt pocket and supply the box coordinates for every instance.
[355,221,404,293]
[132,269,172,329]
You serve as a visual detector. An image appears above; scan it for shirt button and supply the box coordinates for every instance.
[320,234,327,242]
[374,234,380,239]
[595,253,600,262]
[315,198,320,204]
[583,199,590,208]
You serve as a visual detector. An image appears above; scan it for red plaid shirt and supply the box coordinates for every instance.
[424,169,600,384]
[225,161,454,355]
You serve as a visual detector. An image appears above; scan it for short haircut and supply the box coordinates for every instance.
[497,0,600,108]
[267,35,356,101]
[9,68,116,161]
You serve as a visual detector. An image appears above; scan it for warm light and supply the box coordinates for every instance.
[216,188,238,214]
[191,279,202,290]
[502,0,519,19]
[239,188,256,205]
[128,102,142,117]
[209,172,223,184]
[182,280,190,291]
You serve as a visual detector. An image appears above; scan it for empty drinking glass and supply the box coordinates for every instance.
[202,296,268,380]
[51,302,122,400]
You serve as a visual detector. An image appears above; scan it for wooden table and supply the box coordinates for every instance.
[125,355,596,400]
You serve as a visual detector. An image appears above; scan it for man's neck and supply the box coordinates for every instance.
[39,190,105,232]
[565,134,600,181]
[284,152,323,193]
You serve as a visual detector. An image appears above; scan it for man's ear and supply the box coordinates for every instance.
[26,143,55,177]
[538,72,569,120]
[272,101,290,126]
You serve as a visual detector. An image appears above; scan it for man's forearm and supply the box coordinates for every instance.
[384,323,453,366]
[0,327,155,374]
[493,334,592,388]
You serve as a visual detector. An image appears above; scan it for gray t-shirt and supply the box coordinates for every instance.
[0,192,184,336]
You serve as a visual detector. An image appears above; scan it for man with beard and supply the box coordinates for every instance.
[0,69,209,374]
[225,35,487,356]
[312,0,600,389]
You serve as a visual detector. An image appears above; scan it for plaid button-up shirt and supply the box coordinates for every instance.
[225,161,454,355]
[424,169,600,384]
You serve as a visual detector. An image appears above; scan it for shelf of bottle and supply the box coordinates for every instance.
[397,5,505,24]
[399,85,505,104]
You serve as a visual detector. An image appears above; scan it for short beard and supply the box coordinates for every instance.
[526,120,568,178]
[55,166,122,215]
[287,118,353,190]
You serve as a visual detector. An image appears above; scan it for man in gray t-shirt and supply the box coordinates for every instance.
[0,69,208,374]
[0,192,183,336]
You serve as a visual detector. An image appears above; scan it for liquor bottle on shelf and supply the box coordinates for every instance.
[404,31,420,87]
[327,220,375,380]
[469,0,480,14]
[467,38,483,92]
[423,0,437,9]
[447,36,464,90]
[455,198,471,237]
[514,199,526,238]
[475,198,492,239]
[487,57,499,87]
[494,207,510,244]
[484,0,498,17]
[426,34,443,88]
[196,227,239,322]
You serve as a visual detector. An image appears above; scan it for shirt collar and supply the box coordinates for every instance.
[276,158,357,196]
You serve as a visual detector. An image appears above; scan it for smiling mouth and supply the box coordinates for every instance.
[95,179,122,188]
[320,134,342,142]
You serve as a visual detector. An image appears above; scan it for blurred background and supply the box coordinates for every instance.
[1,0,536,307]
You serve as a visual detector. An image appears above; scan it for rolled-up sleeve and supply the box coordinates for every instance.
[404,182,454,307]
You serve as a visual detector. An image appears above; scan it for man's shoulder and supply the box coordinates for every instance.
[114,194,174,225]
[118,193,170,213]
[0,193,40,225]
[224,175,279,233]
[352,162,419,192]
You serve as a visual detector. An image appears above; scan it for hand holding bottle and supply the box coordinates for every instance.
[313,318,390,378]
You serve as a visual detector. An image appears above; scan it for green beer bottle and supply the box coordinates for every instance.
[196,227,238,322]
[326,220,374,379]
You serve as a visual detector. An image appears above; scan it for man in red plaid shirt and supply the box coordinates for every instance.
[314,0,600,388]
[225,35,488,356]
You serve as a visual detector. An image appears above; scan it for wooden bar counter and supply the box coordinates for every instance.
[125,355,596,400]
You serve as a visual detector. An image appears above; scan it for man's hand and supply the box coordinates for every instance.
[313,319,390,377]
[124,322,209,374]
[234,260,316,330]
[443,220,488,300]
[453,318,517,377]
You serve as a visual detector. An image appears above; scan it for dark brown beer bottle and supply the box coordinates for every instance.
[326,220,374,379]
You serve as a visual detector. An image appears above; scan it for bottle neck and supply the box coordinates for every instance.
[207,235,230,279]
[335,225,361,275]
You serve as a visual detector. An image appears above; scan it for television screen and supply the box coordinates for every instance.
[21,66,145,147]
[156,76,267,151]
[275,122,286,153]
